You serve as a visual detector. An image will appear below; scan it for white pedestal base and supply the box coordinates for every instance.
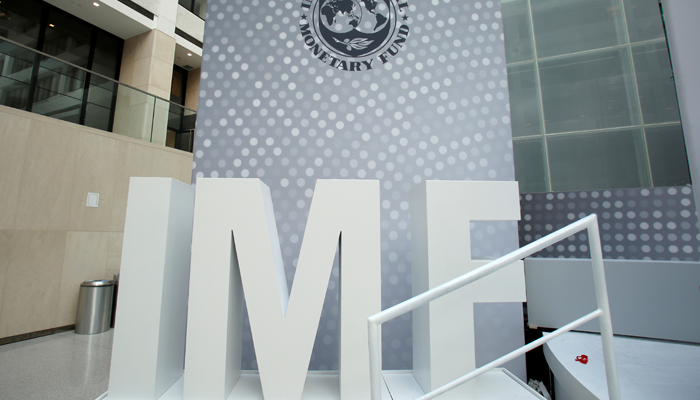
[544,331,700,400]
[103,369,543,400]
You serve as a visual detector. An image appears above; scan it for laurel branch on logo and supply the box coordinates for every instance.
[333,37,374,52]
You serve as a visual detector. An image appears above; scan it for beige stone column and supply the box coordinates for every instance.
[119,30,176,99]
[113,30,176,146]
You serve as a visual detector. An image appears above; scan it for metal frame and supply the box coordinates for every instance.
[368,214,622,400]
[0,35,196,115]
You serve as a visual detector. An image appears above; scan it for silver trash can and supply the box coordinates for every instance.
[75,280,114,335]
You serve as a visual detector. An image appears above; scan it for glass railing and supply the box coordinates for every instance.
[179,0,208,20]
[0,35,196,153]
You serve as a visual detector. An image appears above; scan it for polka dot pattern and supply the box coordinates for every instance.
[519,186,700,261]
[194,0,520,371]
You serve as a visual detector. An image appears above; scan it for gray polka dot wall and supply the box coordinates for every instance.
[519,186,700,261]
[193,0,523,371]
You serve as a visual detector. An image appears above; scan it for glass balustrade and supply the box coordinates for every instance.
[0,35,196,153]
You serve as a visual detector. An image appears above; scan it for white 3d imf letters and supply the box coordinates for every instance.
[108,178,524,400]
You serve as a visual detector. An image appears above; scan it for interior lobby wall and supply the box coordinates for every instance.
[191,0,526,375]
[0,105,192,340]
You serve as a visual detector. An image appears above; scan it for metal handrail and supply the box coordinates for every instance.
[0,35,197,114]
[368,214,622,400]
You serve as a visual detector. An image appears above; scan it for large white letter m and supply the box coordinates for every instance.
[183,179,381,400]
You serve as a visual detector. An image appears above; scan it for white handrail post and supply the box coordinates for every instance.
[587,216,622,400]
[367,214,622,400]
[368,318,382,400]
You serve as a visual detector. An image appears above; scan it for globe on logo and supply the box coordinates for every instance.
[319,0,362,34]
[314,0,396,58]
[320,0,389,34]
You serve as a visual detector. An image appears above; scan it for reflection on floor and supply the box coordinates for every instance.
[0,328,543,400]
[0,329,113,400]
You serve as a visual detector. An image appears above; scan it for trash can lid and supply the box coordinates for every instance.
[81,279,114,287]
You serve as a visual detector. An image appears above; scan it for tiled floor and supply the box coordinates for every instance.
[0,330,113,400]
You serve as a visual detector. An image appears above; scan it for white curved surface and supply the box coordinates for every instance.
[544,332,700,400]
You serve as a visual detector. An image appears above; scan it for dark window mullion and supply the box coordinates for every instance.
[79,28,98,125]
[25,6,50,112]
[107,40,124,132]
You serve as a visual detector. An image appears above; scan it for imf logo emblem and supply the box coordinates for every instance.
[300,0,410,71]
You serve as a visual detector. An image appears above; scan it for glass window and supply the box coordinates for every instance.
[85,74,117,130]
[84,102,111,131]
[179,0,194,11]
[502,0,534,63]
[84,31,121,130]
[31,63,86,123]
[0,43,36,110]
[513,137,549,193]
[87,75,115,109]
[504,0,689,194]
[623,0,665,43]
[179,0,206,20]
[92,31,121,79]
[645,125,691,187]
[632,41,681,125]
[531,0,627,58]
[34,10,90,124]
[0,0,131,138]
[507,62,542,138]
[0,0,42,48]
[547,129,649,191]
[193,0,208,20]
[0,72,31,109]
[539,47,640,133]
[42,10,92,68]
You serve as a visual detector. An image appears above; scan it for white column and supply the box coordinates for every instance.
[155,0,179,37]
[107,178,195,399]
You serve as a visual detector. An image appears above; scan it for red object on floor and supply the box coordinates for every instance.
[575,355,588,364]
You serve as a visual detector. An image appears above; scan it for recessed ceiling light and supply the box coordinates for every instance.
[49,23,55,27]
[187,53,192,56]
[93,2,100,6]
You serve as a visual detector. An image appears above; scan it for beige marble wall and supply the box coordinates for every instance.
[120,30,176,99]
[0,113,30,230]
[0,105,193,339]
[55,232,111,327]
[0,231,66,338]
[13,119,80,231]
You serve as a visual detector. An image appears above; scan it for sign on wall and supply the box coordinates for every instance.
[193,0,523,374]
[109,178,526,400]
[297,0,410,71]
